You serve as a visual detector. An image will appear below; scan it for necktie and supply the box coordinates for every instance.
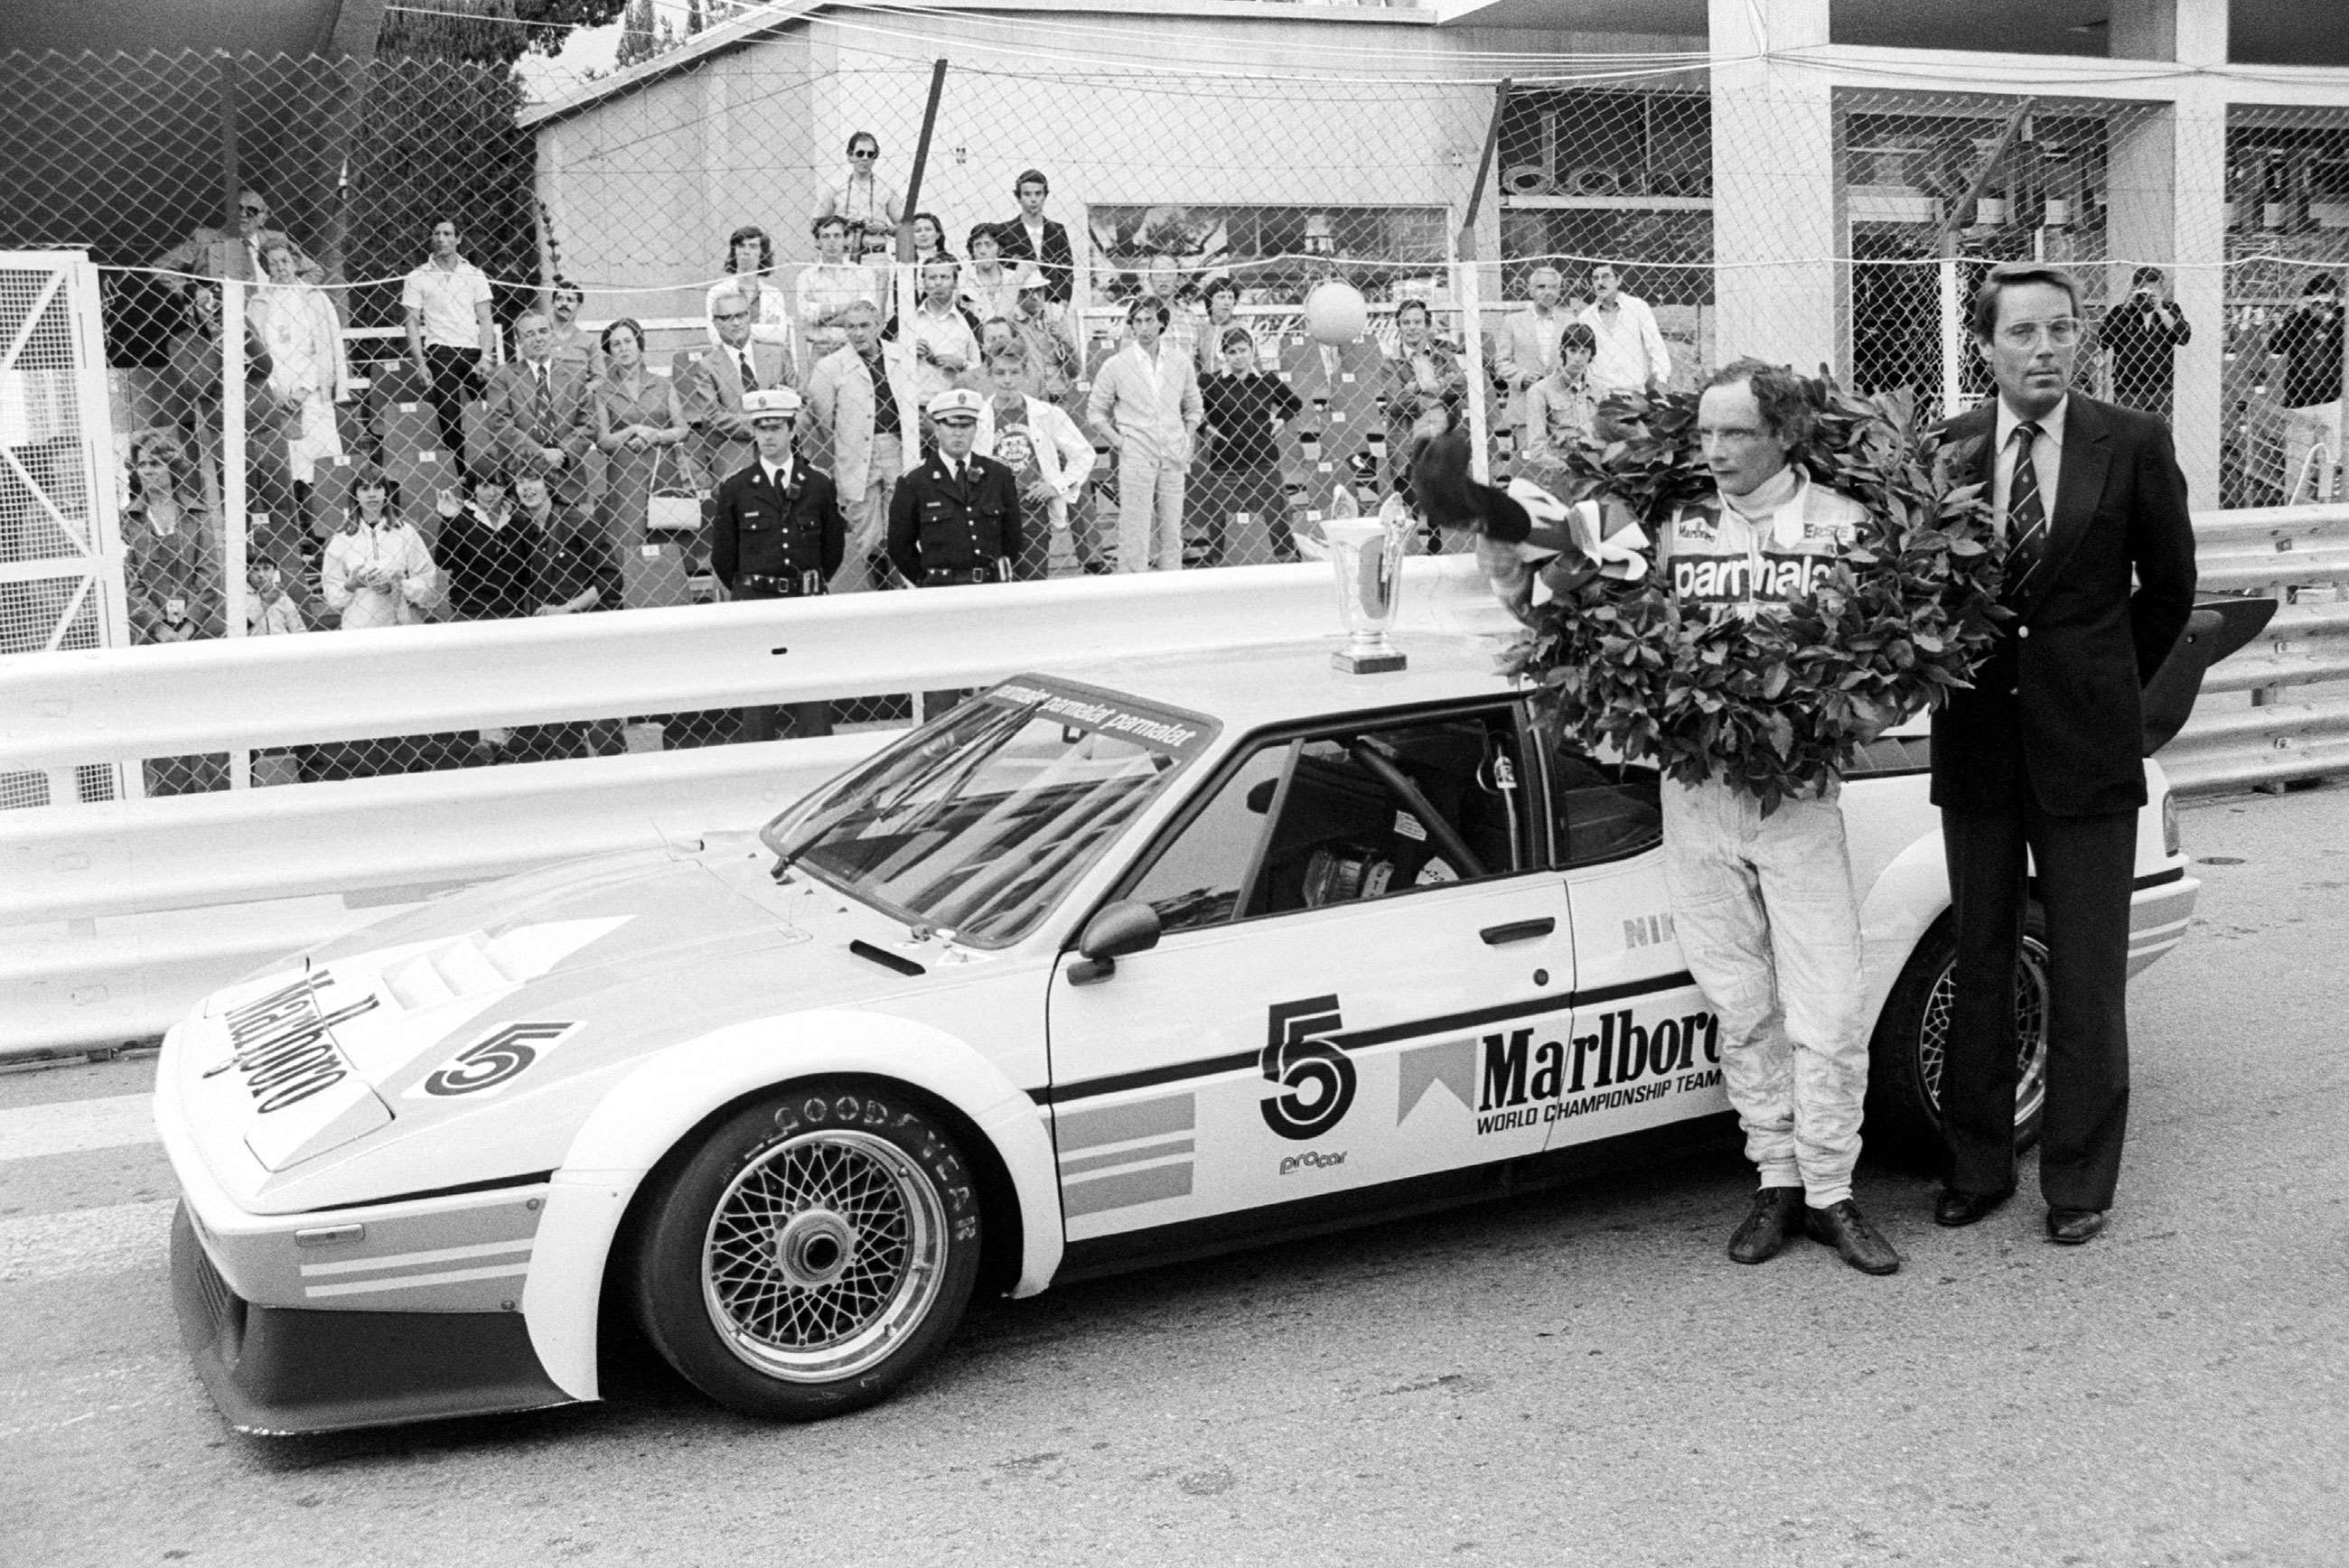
[739,350,757,392]
[2004,421,2048,597]
[534,365,551,425]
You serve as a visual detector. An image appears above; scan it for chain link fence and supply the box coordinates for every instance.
[6,28,2349,801]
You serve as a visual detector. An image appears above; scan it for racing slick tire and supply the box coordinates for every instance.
[1864,908,2049,1169]
[632,1080,983,1421]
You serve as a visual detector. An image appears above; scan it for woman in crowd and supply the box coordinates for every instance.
[960,224,1025,330]
[323,464,437,630]
[711,224,794,355]
[547,277,602,377]
[798,214,876,365]
[1517,321,1600,492]
[908,213,951,270]
[592,317,690,546]
[1381,297,1468,492]
[252,236,349,518]
[122,436,227,795]
[816,131,903,262]
[435,468,533,623]
[1194,326,1303,565]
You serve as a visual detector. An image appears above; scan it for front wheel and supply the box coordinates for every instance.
[1865,910,2049,1169]
[632,1081,983,1421]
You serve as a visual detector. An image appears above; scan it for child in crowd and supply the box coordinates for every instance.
[246,559,306,636]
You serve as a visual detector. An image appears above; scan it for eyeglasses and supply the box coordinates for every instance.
[239,204,267,217]
[1995,318,2083,349]
[849,148,878,160]
[713,311,751,323]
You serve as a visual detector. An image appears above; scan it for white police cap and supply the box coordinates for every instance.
[744,387,802,423]
[927,387,984,423]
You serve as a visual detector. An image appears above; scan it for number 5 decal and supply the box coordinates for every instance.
[1260,995,1354,1142]
[412,1022,579,1099]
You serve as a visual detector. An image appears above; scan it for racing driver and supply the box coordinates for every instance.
[1418,358,1901,1276]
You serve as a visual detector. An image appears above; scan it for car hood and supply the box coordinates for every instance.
[170,840,956,1213]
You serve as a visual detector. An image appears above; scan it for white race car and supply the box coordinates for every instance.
[158,636,2198,1433]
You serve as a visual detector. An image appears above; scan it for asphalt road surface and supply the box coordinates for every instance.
[5,786,2345,1568]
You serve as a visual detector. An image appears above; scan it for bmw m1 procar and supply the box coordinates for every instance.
[157,624,2200,1434]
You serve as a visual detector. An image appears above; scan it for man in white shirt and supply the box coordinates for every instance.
[796,214,877,369]
[1577,262,1671,401]
[904,258,978,406]
[401,219,497,479]
[1087,295,1203,572]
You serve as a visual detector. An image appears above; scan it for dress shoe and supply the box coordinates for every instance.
[2045,1207,2108,1245]
[1933,1186,2017,1227]
[1804,1199,1902,1275]
[1726,1186,1805,1265]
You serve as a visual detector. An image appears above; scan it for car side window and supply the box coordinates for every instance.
[1249,711,1528,918]
[1123,744,1291,935]
[1541,731,1662,867]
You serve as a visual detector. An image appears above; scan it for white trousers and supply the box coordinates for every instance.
[1116,440,1186,572]
[1661,776,1870,1206]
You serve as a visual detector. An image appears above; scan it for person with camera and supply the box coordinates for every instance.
[2098,266,2193,421]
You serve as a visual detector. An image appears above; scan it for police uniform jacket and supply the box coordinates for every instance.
[887,452,1023,584]
[710,455,846,595]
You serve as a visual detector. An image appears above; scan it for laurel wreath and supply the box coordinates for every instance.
[1500,380,2008,816]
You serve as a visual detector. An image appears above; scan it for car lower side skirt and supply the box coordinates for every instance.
[171,1204,574,1435]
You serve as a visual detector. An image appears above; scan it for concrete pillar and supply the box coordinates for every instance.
[2105,0,2226,502]
[1708,0,1836,372]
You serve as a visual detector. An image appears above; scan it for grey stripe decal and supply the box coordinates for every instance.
[1057,1136,1195,1179]
[1062,1161,1194,1218]
[1055,1092,1196,1153]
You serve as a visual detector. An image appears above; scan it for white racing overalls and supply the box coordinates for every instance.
[1656,470,1874,1206]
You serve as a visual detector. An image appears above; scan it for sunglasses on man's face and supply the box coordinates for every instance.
[240,205,267,217]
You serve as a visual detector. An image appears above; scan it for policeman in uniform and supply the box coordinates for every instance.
[888,388,1024,588]
[889,387,1024,719]
[710,387,845,740]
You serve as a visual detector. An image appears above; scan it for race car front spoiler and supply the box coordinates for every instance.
[170,1204,573,1435]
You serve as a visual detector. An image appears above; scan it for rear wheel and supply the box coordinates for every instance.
[632,1081,982,1421]
[1866,909,2049,1168]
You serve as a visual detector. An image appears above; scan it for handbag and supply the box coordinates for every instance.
[645,444,707,537]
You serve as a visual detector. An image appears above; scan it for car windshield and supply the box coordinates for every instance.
[761,679,1216,947]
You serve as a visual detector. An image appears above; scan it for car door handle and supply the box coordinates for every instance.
[1480,918,1555,945]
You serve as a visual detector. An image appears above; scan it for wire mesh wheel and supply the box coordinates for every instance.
[1918,931,2051,1135]
[698,1127,951,1386]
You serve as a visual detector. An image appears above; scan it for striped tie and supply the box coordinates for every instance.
[2004,420,2047,599]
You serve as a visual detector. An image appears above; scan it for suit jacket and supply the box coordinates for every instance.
[673,340,798,488]
[708,456,845,592]
[1931,395,2198,817]
[803,341,922,502]
[153,225,322,287]
[996,216,1076,304]
[482,357,596,508]
[887,453,1023,582]
[1278,332,1384,475]
[1493,307,1573,426]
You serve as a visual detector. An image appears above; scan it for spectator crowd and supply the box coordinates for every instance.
[124,152,2317,792]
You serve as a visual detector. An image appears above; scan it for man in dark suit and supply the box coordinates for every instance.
[482,310,596,514]
[1932,262,2197,1246]
[997,169,1076,306]
[710,387,844,741]
[891,388,1024,721]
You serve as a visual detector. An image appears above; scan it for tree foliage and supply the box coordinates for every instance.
[378,0,631,70]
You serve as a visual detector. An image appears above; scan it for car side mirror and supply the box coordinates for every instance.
[1066,900,1161,986]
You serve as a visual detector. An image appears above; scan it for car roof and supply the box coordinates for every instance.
[1030,633,1519,733]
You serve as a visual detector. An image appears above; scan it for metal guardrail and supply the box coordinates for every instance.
[2166,503,2349,797]
[0,556,1510,1054]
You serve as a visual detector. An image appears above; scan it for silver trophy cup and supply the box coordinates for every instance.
[1324,512,1408,673]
